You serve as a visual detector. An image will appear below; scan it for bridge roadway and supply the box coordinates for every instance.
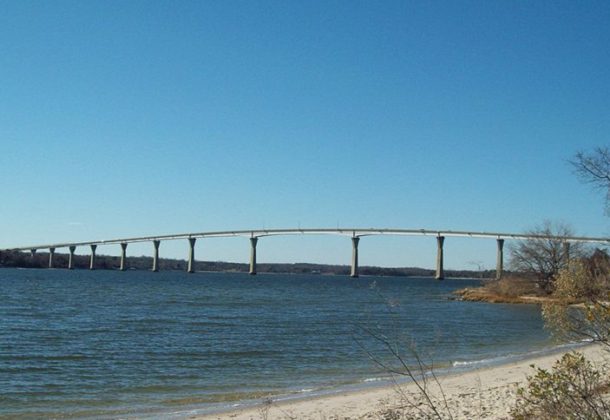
[3,228,610,279]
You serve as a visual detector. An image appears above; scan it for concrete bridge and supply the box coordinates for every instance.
[4,228,610,279]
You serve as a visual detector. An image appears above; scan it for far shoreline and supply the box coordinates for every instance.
[0,249,494,279]
[4,265,488,280]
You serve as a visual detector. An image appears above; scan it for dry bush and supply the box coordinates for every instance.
[358,282,455,420]
[356,323,455,420]
[542,254,610,347]
[511,352,610,420]
[517,253,610,419]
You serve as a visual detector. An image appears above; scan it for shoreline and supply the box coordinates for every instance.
[453,286,552,304]
[0,258,491,279]
[188,343,608,420]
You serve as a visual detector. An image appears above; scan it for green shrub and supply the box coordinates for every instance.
[512,352,609,420]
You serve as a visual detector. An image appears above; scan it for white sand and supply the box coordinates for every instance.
[191,344,609,420]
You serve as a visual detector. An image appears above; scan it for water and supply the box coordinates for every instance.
[0,269,557,418]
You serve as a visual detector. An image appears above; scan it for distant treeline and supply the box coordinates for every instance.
[0,250,494,278]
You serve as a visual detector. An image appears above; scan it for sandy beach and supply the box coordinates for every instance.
[193,344,609,420]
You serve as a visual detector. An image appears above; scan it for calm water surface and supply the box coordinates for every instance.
[0,269,555,418]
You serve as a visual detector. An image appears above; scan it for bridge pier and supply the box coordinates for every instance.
[120,243,128,271]
[351,237,360,278]
[563,241,571,262]
[68,246,76,269]
[187,238,196,273]
[152,240,160,272]
[48,247,55,269]
[249,237,258,275]
[496,239,504,279]
[435,236,444,280]
[30,249,37,259]
[89,245,97,270]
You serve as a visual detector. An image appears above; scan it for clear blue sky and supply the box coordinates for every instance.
[1,0,609,270]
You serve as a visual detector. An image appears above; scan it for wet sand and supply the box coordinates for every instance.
[192,343,608,420]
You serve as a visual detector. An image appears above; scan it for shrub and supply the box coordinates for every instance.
[542,257,610,347]
[512,352,610,420]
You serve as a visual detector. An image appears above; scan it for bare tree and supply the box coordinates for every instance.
[509,221,584,292]
[570,147,610,214]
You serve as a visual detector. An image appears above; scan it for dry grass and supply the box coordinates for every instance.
[455,276,547,304]
[483,276,543,297]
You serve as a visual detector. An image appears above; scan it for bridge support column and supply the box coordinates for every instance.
[48,247,55,269]
[351,237,360,278]
[152,240,160,272]
[120,243,128,271]
[68,246,76,269]
[30,249,37,259]
[435,236,444,280]
[496,239,504,280]
[187,238,196,273]
[563,241,571,263]
[89,245,97,270]
[249,237,258,275]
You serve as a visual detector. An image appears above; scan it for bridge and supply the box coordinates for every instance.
[3,228,610,279]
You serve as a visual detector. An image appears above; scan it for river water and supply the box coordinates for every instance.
[0,269,557,418]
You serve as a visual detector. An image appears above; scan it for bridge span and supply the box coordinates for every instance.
[3,228,610,279]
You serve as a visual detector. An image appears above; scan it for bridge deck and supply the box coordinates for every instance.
[4,228,610,251]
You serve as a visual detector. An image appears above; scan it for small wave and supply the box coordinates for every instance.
[451,341,591,369]
[452,358,496,367]
[363,377,384,383]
